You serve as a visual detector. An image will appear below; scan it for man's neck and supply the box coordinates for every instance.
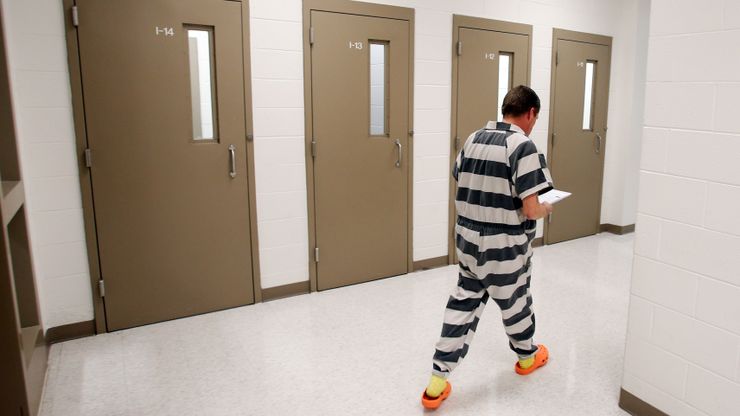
[502,118,526,134]
[502,117,521,129]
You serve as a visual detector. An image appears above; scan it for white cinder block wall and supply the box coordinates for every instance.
[1,0,93,330]
[622,1,740,415]
[2,0,647,329]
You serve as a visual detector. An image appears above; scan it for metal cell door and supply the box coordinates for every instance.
[547,36,611,244]
[450,18,531,260]
[76,0,255,330]
[309,10,411,290]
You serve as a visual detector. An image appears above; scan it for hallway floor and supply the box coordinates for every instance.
[40,233,634,416]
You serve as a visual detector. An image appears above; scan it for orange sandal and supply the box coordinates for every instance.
[515,344,549,375]
[421,381,452,410]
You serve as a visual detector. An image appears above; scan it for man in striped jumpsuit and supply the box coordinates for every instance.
[422,86,554,409]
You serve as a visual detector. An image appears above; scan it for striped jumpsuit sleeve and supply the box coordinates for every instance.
[509,139,553,200]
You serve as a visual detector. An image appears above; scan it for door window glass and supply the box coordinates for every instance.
[187,27,218,140]
[370,41,389,136]
[497,53,512,121]
[582,60,596,130]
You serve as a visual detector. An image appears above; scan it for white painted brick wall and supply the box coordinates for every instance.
[249,0,310,288]
[2,0,649,326]
[1,0,93,330]
[411,6,453,261]
[622,0,740,414]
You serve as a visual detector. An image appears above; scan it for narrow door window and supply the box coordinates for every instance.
[369,41,389,136]
[582,60,596,130]
[497,53,512,121]
[187,27,218,140]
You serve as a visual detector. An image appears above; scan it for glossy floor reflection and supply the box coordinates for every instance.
[40,233,633,416]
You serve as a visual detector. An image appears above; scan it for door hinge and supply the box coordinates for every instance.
[548,213,553,224]
[98,280,105,297]
[314,247,319,263]
[408,130,414,137]
[455,136,460,150]
[72,5,79,27]
[456,41,462,56]
[309,27,315,45]
[311,140,317,158]
[551,132,556,147]
[84,148,92,168]
[555,51,559,66]
[246,134,253,142]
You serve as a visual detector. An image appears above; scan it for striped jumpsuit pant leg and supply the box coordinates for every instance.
[432,221,539,378]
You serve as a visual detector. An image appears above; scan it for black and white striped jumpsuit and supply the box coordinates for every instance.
[432,121,554,378]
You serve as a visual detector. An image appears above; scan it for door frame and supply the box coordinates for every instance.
[544,28,612,245]
[447,15,533,263]
[62,0,262,334]
[302,0,415,293]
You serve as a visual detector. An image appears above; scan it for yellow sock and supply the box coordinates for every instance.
[518,356,535,369]
[425,374,447,398]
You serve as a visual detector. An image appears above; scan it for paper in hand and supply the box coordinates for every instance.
[538,189,572,205]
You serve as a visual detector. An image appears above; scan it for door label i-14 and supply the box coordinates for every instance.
[156,27,175,37]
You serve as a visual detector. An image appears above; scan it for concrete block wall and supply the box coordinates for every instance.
[1,0,93,330]
[622,1,740,414]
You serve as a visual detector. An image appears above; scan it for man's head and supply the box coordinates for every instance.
[501,85,541,136]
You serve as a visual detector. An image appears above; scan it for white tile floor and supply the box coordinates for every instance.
[40,233,634,416]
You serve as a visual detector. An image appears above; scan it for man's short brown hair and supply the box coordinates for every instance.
[501,85,541,117]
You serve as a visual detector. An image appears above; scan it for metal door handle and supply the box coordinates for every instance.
[228,144,237,178]
[595,133,602,155]
[395,139,402,168]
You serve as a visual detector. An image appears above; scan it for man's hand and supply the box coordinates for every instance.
[522,194,553,220]
[543,202,553,216]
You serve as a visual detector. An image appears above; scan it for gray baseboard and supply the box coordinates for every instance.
[45,320,95,344]
[413,255,450,271]
[619,388,668,416]
[600,223,636,235]
[262,281,310,302]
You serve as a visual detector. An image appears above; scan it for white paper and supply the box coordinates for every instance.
[538,189,572,205]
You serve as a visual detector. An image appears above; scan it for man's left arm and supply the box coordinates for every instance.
[510,140,554,218]
[452,149,464,182]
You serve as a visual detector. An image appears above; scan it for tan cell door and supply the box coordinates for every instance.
[547,39,611,244]
[77,0,255,330]
[455,28,530,151]
[310,11,410,290]
[450,25,530,261]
